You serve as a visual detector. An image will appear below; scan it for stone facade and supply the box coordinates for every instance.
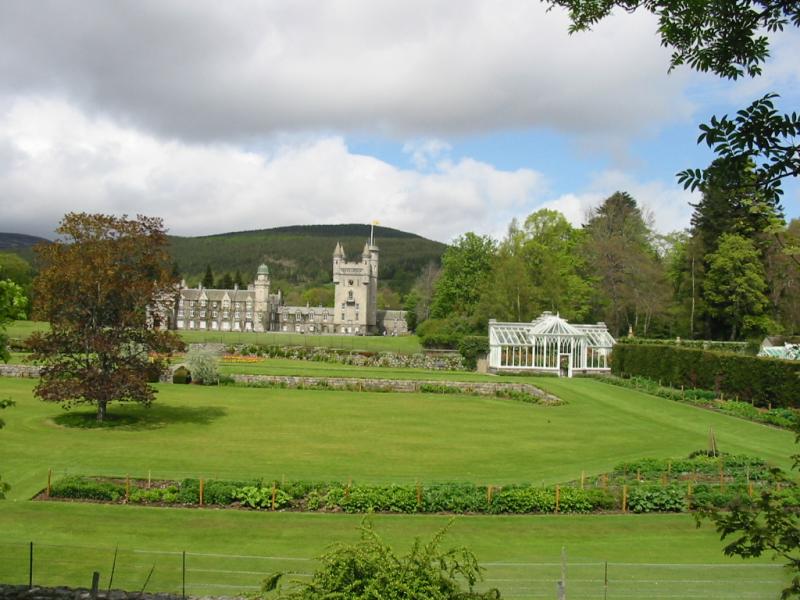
[172,238,408,336]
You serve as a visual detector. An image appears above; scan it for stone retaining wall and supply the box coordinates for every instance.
[0,585,185,600]
[0,364,40,378]
[230,374,561,403]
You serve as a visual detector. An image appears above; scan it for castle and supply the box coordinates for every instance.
[173,236,408,335]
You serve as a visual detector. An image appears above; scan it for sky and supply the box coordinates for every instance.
[0,1,797,243]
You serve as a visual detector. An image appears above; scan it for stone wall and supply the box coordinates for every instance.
[0,585,184,600]
[0,364,40,378]
[230,373,561,404]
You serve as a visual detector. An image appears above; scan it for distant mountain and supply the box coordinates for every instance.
[168,224,446,294]
[0,232,49,250]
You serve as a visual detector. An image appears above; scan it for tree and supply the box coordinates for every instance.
[404,262,441,330]
[691,159,781,254]
[28,213,184,422]
[217,272,234,289]
[202,264,215,288]
[233,269,245,288]
[546,1,799,230]
[431,233,496,319]
[0,279,27,363]
[697,424,800,599]
[265,521,500,599]
[703,233,773,339]
[582,192,669,336]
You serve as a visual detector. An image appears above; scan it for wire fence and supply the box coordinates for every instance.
[0,541,788,599]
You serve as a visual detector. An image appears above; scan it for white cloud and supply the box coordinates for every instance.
[540,170,697,233]
[0,97,548,242]
[0,0,691,142]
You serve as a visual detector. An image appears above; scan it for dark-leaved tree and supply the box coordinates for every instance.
[28,213,184,422]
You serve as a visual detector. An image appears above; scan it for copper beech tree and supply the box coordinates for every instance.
[28,213,184,422]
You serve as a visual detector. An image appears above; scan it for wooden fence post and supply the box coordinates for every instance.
[622,485,628,513]
[46,469,52,498]
[555,485,560,513]
[199,478,204,507]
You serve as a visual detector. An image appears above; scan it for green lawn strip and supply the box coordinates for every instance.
[1,376,793,505]
[0,503,788,597]
[217,357,533,383]
[5,320,423,353]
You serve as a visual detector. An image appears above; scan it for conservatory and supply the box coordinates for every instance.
[488,312,615,377]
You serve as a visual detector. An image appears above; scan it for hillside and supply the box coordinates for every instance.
[168,224,446,294]
[0,232,49,252]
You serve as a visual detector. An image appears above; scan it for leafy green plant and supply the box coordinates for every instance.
[186,349,220,385]
[627,486,685,513]
[234,486,291,509]
[49,476,124,502]
[265,520,501,599]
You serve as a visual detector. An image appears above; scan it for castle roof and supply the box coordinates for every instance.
[333,242,344,258]
[362,241,371,257]
[257,263,270,276]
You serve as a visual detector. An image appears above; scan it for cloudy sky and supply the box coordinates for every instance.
[0,1,798,242]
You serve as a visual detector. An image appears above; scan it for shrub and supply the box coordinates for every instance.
[419,383,460,394]
[611,344,800,408]
[458,336,489,370]
[234,486,291,510]
[50,476,124,501]
[627,485,685,513]
[423,484,488,513]
[186,349,220,385]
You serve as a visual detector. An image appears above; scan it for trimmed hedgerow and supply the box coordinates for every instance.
[611,343,800,408]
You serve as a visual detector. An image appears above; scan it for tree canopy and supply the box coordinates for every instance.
[28,213,184,421]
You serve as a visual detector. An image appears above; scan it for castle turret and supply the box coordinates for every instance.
[253,263,270,332]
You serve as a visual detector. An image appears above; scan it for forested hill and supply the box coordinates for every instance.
[0,232,49,250]
[168,224,446,294]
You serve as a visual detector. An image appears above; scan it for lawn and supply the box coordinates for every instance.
[0,504,788,599]
[1,376,793,499]
[0,375,795,598]
[217,356,528,382]
[5,320,423,353]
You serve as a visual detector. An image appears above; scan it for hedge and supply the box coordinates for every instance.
[611,343,800,408]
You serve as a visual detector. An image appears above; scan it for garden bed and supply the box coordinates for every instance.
[38,454,794,515]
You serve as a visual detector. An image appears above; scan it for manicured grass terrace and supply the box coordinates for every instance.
[0,375,794,597]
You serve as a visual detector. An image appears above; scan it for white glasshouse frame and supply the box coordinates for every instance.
[488,312,615,377]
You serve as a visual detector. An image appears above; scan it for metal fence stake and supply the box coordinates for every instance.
[28,541,33,589]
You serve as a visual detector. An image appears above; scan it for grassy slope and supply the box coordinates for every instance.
[0,376,793,597]
[1,377,793,499]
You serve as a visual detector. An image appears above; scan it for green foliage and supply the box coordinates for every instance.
[418,383,460,394]
[269,521,500,599]
[696,423,800,599]
[617,337,749,354]
[49,476,124,502]
[0,398,13,499]
[202,265,214,288]
[431,233,496,319]
[458,335,488,370]
[598,374,798,428]
[417,317,476,349]
[186,349,220,385]
[129,486,180,504]
[233,486,291,509]
[169,224,445,297]
[611,343,800,408]
[0,279,28,362]
[628,486,685,513]
[704,234,773,339]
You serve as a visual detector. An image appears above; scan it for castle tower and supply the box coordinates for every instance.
[253,263,270,332]
[332,236,378,334]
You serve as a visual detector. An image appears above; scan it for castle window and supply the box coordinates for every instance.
[341,312,345,320]
[348,279,354,286]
